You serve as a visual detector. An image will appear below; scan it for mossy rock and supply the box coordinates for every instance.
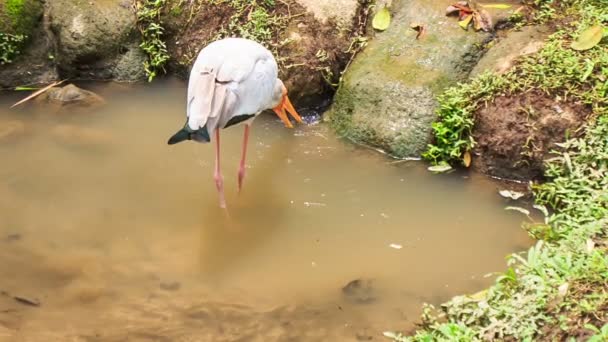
[326,0,489,158]
[0,0,43,36]
[47,0,145,81]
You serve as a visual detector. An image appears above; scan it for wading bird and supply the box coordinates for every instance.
[168,37,303,208]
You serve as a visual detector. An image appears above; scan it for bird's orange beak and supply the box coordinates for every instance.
[272,95,303,128]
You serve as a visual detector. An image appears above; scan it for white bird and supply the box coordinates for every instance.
[168,37,303,208]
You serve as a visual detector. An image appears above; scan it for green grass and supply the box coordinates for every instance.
[136,0,171,82]
[0,0,42,65]
[205,0,288,63]
[422,0,608,167]
[389,0,608,340]
[0,32,25,64]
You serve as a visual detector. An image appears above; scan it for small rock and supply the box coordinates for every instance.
[4,234,22,242]
[159,281,181,291]
[342,278,377,304]
[355,329,374,341]
[43,84,105,107]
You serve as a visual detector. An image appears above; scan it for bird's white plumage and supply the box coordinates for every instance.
[186,38,279,138]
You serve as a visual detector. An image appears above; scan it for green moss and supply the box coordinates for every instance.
[2,0,42,35]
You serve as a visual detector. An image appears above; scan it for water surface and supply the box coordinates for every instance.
[0,80,532,341]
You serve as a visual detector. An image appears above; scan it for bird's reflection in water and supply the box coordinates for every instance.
[196,122,296,278]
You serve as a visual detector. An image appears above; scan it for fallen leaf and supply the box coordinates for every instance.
[499,190,525,200]
[468,289,488,301]
[446,2,469,16]
[473,12,483,31]
[479,3,512,9]
[410,22,426,40]
[10,80,67,109]
[463,151,472,167]
[505,206,530,216]
[428,164,453,173]
[446,5,460,16]
[459,14,473,30]
[571,25,603,51]
[558,282,569,297]
[14,86,39,91]
[478,9,493,32]
[372,7,391,31]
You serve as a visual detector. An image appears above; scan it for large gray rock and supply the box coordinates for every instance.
[47,0,145,81]
[327,0,489,158]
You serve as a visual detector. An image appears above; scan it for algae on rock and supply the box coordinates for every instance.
[327,0,489,158]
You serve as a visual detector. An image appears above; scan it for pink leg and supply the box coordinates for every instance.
[214,130,226,208]
[238,125,251,193]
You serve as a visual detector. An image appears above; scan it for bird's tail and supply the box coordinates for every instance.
[167,124,211,145]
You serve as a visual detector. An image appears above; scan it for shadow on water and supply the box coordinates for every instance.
[196,129,292,278]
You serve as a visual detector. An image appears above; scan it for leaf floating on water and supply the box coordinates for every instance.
[13,295,40,307]
[428,164,453,173]
[372,7,391,31]
[479,3,512,9]
[448,1,495,32]
[463,151,472,167]
[571,25,603,51]
[499,190,525,200]
[505,206,530,216]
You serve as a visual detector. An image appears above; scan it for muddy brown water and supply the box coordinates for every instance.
[0,79,533,341]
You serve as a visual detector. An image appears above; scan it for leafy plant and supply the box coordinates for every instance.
[423,0,607,166]
[136,0,171,82]
[0,32,25,64]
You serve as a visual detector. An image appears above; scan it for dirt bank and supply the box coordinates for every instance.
[473,91,591,181]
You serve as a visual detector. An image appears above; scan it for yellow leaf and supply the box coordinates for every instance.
[459,15,473,30]
[372,7,391,31]
[479,4,512,9]
[571,25,604,51]
[463,151,472,167]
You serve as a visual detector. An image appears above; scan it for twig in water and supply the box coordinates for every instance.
[10,80,67,109]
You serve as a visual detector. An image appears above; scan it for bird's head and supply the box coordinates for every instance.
[271,80,303,128]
